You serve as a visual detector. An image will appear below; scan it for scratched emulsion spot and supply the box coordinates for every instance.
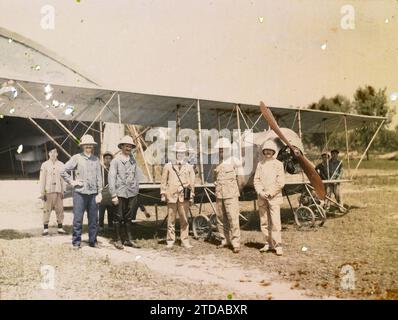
[390,92,398,102]
[258,16,264,23]
[44,84,53,94]
[321,43,327,50]
[17,145,23,154]
[65,105,75,116]
[10,87,17,98]
[9,108,15,114]
[52,100,60,108]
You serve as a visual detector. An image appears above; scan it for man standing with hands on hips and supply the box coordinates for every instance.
[61,134,103,249]
[254,140,285,256]
[108,135,143,250]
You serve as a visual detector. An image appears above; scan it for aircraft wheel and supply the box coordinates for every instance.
[309,204,327,226]
[209,213,218,229]
[294,206,315,228]
[192,215,212,240]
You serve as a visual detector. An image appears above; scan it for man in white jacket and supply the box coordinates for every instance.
[254,140,285,256]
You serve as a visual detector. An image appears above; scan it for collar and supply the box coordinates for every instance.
[80,152,94,160]
[172,159,186,165]
[119,153,135,164]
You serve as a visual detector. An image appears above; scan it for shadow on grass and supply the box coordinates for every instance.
[98,220,167,241]
[239,208,296,231]
[244,241,264,250]
[0,229,34,240]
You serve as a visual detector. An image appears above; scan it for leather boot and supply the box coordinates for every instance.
[113,222,124,250]
[123,220,141,248]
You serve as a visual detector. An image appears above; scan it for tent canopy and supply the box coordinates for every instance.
[0,77,386,134]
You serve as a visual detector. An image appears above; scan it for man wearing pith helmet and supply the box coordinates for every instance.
[213,137,245,254]
[109,135,144,250]
[254,140,285,256]
[61,134,103,249]
[160,141,195,249]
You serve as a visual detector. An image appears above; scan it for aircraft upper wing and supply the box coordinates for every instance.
[0,77,385,134]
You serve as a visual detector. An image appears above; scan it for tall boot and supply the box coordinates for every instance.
[123,220,141,248]
[113,222,124,250]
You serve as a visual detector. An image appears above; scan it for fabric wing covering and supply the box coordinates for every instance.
[0,78,385,134]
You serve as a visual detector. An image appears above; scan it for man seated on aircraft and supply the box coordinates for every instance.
[254,140,285,256]
[160,141,195,249]
[327,149,343,207]
[315,152,330,180]
[39,148,67,236]
[213,137,245,254]
[109,136,143,250]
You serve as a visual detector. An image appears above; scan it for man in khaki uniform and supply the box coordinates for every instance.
[213,137,244,254]
[39,148,66,236]
[160,142,195,249]
[254,140,285,256]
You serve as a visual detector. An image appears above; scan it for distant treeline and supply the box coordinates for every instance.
[304,86,397,158]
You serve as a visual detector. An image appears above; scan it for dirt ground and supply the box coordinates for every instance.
[0,163,397,300]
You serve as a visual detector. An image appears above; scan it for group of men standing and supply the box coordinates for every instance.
[158,137,285,255]
[40,134,146,250]
[39,135,287,256]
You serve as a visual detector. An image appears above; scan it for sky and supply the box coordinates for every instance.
[0,0,397,126]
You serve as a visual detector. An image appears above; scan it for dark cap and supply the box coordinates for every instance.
[103,151,114,158]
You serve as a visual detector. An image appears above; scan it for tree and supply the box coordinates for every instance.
[352,86,391,159]
[306,95,352,151]
[353,86,390,118]
[309,94,352,113]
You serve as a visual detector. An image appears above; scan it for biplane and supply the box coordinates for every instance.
[0,74,387,238]
[0,26,388,236]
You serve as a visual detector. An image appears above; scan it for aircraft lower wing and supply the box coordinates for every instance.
[137,179,352,205]
[62,179,351,206]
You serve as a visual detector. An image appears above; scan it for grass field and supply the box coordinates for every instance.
[0,159,397,299]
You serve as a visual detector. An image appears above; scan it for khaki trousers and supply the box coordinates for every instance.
[258,200,282,248]
[216,197,240,248]
[326,183,342,205]
[167,201,190,245]
[43,192,64,225]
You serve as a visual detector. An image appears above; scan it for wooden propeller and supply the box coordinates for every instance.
[259,101,326,200]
